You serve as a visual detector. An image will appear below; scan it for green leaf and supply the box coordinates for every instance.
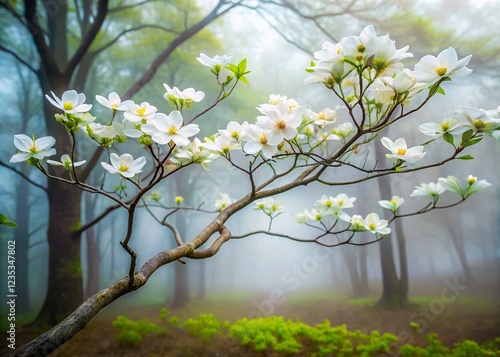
[436,86,445,95]
[239,75,249,86]
[428,82,440,96]
[460,129,474,146]
[227,64,238,74]
[464,136,483,147]
[457,155,474,160]
[442,132,454,146]
[421,138,437,146]
[237,58,247,73]
[0,214,18,228]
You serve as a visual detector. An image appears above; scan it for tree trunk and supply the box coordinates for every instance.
[449,225,474,285]
[375,141,408,308]
[196,260,206,299]
[343,246,365,297]
[359,246,369,295]
[377,235,407,307]
[394,217,409,302]
[34,179,83,324]
[14,175,31,314]
[171,261,190,309]
[170,201,190,308]
[84,195,100,297]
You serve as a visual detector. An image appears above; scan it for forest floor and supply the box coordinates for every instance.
[4,280,500,357]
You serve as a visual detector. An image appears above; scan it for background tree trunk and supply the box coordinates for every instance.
[376,177,408,307]
[85,195,100,297]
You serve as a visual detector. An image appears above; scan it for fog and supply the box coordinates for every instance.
[0,0,499,339]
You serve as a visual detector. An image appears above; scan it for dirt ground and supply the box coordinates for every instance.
[3,287,500,357]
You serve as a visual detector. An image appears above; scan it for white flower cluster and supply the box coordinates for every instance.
[7,38,496,232]
[419,106,500,140]
[306,25,472,109]
[294,194,391,236]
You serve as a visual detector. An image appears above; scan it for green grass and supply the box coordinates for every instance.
[112,310,500,356]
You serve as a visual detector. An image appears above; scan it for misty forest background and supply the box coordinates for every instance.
[0,0,499,332]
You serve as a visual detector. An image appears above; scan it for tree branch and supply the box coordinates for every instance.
[188,227,231,258]
[23,0,61,78]
[108,0,158,13]
[93,24,180,56]
[64,0,109,78]
[123,0,236,99]
[0,45,38,74]
[0,161,47,193]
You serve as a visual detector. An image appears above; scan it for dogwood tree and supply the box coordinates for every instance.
[7,25,499,356]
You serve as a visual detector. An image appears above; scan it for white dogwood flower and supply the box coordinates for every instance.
[142,111,199,146]
[101,153,146,178]
[10,134,56,163]
[413,47,472,83]
[95,92,133,112]
[410,182,445,198]
[381,137,426,164]
[47,154,86,171]
[215,193,234,211]
[46,90,92,114]
[364,213,391,235]
[378,196,405,212]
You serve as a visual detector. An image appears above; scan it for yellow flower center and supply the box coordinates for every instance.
[63,102,74,110]
[355,53,364,62]
[325,199,332,208]
[29,145,37,153]
[231,130,239,139]
[167,125,178,135]
[473,119,486,130]
[118,164,129,172]
[318,113,325,120]
[397,148,407,155]
[357,44,366,53]
[136,106,146,116]
[259,133,268,145]
[111,103,119,110]
[441,122,450,131]
[369,223,376,230]
[372,59,388,73]
[315,214,322,221]
[276,120,287,129]
[435,66,448,76]
[338,200,344,206]
[390,200,397,205]
[467,176,477,184]
[221,145,230,153]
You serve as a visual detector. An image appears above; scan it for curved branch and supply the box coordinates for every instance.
[23,0,61,78]
[0,161,47,193]
[93,24,180,56]
[188,227,231,258]
[164,221,184,246]
[109,0,158,13]
[254,9,311,55]
[64,0,109,78]
[76,202,122,235]
[0,45,38,74]
[123,0,236,99]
